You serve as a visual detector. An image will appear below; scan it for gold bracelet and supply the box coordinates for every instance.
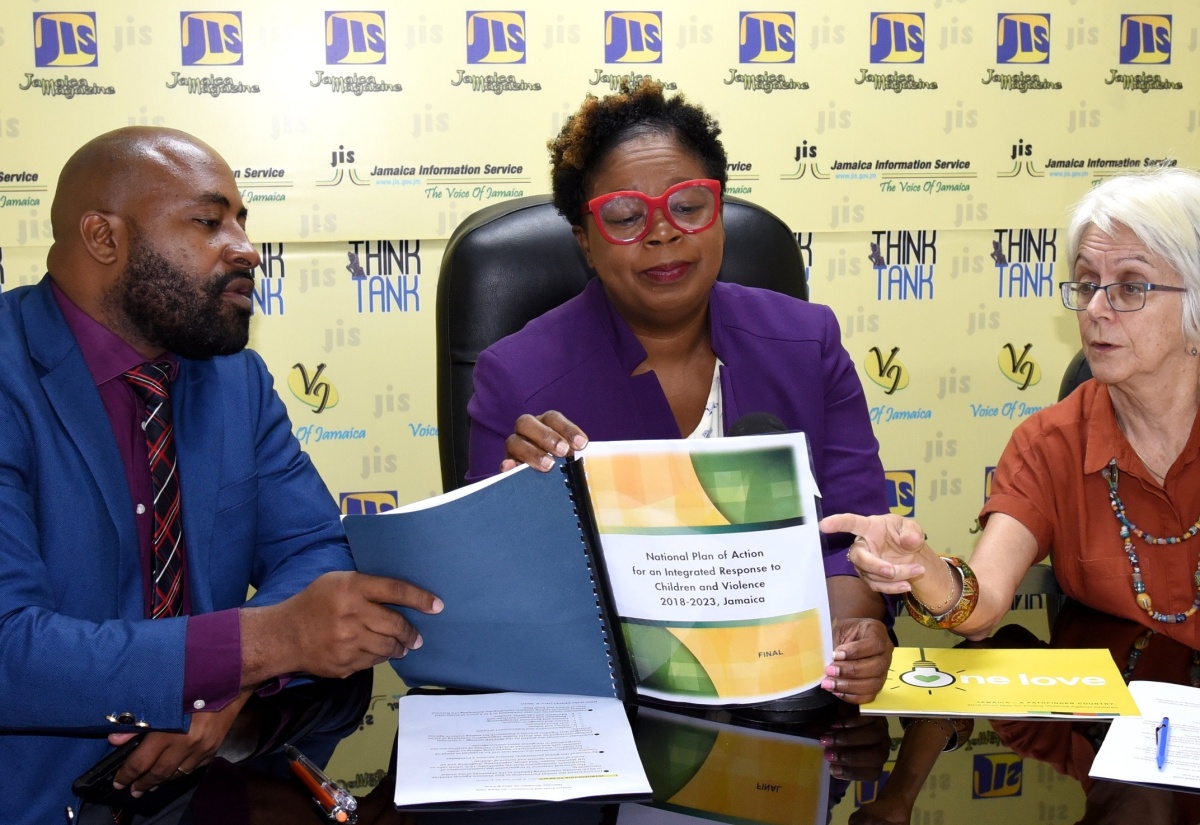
[903,556,979,630]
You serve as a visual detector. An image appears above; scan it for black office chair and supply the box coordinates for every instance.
[1011,349,1090,622]
[1058,348,1092,400]
[435,194,808,492]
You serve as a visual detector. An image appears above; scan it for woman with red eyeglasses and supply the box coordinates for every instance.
[466,79,893,704]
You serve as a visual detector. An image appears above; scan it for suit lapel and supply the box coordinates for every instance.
[23,281,141,616]
[172,361,220,612]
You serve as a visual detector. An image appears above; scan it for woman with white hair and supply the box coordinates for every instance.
[822,166,1200,647]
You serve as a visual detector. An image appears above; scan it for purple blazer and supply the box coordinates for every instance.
[467,278,888,577]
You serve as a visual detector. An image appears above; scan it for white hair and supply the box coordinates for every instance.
[1066,165,1200,342]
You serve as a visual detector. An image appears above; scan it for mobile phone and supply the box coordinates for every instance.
[72,735,202,815]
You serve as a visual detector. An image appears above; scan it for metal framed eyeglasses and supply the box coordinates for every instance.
[581,179,722,245]
[1059,281,1187,312]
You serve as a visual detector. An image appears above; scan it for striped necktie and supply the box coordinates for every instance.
[122,361,186,619]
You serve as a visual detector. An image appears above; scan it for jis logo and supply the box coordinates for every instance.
[983,466,996,502]
[340,491,398,515]
[604,11,662,63]
[973,753,1023,798]
[1119,14,1170,64]
[869,12,924,63]
[326,11,386,65]
[739,12,794,63]
[33,12,98,67]
[885,470,916,517]
[466,11,525,63]
[181,12,243,66]
[996,13,1049,64]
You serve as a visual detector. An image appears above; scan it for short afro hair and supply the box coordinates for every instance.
[548,78,727,228]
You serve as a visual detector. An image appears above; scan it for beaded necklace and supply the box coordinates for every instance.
[1105,459,1200,623]
[1123,629,1200,687]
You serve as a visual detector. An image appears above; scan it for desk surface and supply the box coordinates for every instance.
[187,600,1200,825]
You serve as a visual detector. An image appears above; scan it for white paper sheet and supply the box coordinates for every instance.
[393,692,652,807]
[1091,680,1200,791]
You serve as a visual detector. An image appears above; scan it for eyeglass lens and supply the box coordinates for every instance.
[1062,282,1147,311]
[595,185,716,242]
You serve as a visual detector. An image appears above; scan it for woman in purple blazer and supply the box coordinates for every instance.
[467,79,893,704]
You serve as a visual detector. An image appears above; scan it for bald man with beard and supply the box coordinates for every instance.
[0,127,442,824]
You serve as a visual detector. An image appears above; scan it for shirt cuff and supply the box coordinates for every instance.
[183,609,243,714]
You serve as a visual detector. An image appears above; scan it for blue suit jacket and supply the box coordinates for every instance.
[467,278,889,576]
[0,277,353,823]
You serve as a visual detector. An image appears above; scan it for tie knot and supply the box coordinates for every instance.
[123,361,173,406]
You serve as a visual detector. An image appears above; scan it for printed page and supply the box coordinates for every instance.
[393,692,651,807]
[1091,681,1200,791]
[582,433,833,705]
[862,647,1140,718]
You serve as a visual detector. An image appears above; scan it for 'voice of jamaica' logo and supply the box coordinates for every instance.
[997,343,1041,390]
[604,11,662,64]
[326,11,386,65]
[466,11,525,64]
[289,362,341,413]
[864,346,910,395]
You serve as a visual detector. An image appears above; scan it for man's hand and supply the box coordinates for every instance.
[242,571,444,684]
[109,690,253,796]
[822,618,893,704]
[500,411,588,473]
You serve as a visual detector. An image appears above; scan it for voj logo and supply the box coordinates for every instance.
[1119,14,1170,64]
[869,12,924,63]
[996,13,1049,64]
[288,362,341,413]
[885,470,916,516]
[326,11,386,65]
[973,753,1023,798]
[466,11,525,63]
[340,491,398,515]
[181,12,243,65]
[33,12,98,67]
[998,343,1042,390]
[739,12,794,63]
[604,11,662,63]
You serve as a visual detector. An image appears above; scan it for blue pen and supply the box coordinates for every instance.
[1156,717,1170,770]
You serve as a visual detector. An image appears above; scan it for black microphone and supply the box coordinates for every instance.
[728,412,787,437]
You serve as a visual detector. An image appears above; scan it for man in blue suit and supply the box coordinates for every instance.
[0,127,443,824]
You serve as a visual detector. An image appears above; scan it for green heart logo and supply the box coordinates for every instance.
[914,674,941,683]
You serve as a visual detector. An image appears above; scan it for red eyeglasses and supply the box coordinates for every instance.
[581,179,722,244]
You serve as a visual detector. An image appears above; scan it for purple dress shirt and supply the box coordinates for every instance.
[467,278,889,577]
[53,284,240,714]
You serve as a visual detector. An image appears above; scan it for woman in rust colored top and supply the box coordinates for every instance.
[822,167,1200,649]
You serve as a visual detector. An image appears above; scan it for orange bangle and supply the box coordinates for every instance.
[903,556,979,630]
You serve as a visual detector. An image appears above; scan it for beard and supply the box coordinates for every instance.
[111,233,254,360]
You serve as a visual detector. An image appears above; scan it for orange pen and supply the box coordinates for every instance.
[286,744,358,824]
